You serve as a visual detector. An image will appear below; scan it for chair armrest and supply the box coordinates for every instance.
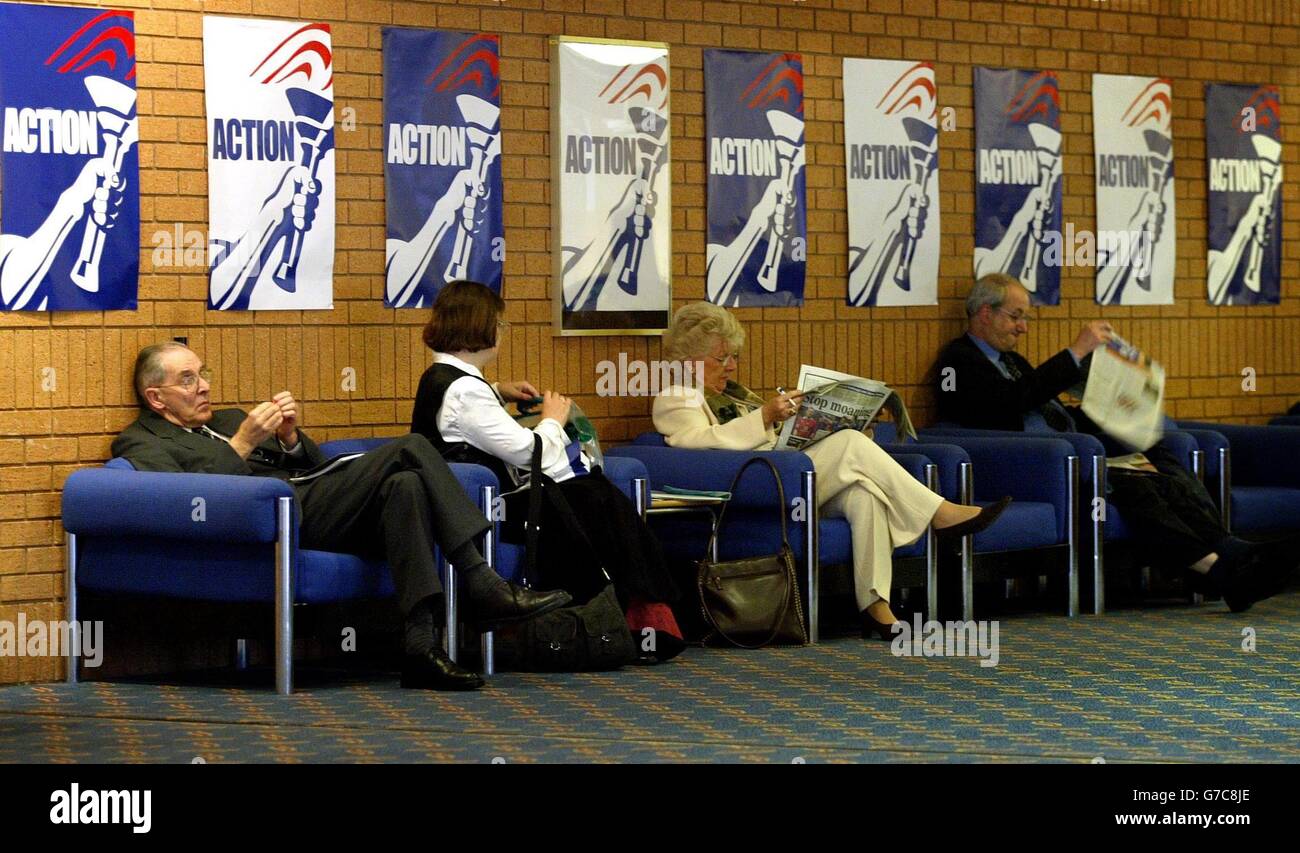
[1168,428,1227,480]
[600,455,650,501]
[605,445,814,510]
[62,466,294,544]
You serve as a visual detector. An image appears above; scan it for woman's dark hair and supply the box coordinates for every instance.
[423,280,506,353]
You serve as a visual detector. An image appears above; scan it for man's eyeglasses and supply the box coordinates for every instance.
[154,367,213,391]
[707,352,742,367]
[995,308,1033,324]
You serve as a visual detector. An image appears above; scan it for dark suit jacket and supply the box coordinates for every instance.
[932,334,1083,431]
[111,409,325,482]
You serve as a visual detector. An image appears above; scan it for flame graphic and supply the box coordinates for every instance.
[1121,78,1173,131]
[45,11,136,81]
[1005,71,1059,124]
[424,33,500,99]
[249,23,333,90]
[599,61,669,110]
[1237,84,1280,133]
[876,62,936,119]
[739,53,803,114]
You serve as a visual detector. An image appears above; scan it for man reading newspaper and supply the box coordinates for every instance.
[932,272,1294,612]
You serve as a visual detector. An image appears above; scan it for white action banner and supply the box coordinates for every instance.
[553,37,670,334]
[204,16,335,310]
[844,58,940,307]
[1092,74,1175,306]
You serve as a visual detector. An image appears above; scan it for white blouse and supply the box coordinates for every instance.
[433,352,583,483]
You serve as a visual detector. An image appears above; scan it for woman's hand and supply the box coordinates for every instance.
[540,390,572,424]
[497,380,540,403]
[760,389,805,426]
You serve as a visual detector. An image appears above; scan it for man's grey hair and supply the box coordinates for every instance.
[965,273,1022,318]
[132,342,188,409]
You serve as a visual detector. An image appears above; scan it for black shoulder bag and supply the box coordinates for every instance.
[495,435,637,671]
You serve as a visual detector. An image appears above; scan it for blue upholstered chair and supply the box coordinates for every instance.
[1175,421,1300,536]
[61,437,650,694]
[920,425,1210,613]
[608,433,954,639]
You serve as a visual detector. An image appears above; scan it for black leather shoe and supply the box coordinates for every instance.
[935,496,1012,540]
[1209,551,1276,613]
[860,609,901,641]
[470,583,571,629]
[400,649,484,691]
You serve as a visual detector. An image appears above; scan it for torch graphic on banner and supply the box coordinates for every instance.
[617,106,669,293]
[893,116,938,288]
[1243,133,1282,293]
[1019,122,1062,289]
[444,94,501,282]
[70,76,138,293]
[1129,128,1172,292]
[273,87,334,290]
[756,110,805,291]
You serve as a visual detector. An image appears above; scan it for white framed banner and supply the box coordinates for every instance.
[844,58,939,307]
[205,16,335,310]
[1093,74,1175,305]
[552,36,670,335]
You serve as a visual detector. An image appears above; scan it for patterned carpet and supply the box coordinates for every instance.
[1,591,1297,763]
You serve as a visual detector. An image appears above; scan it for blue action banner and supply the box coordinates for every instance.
[384,28,503,308]
[973,66,1061,306]
[1206,83,1281,306]
[704,49,806,307]
[0,3,139,311]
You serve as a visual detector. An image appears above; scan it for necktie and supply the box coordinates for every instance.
[1000,353,1076,432]
[196,425,231,445]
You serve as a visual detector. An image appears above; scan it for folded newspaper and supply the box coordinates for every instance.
[1080,334,1166,452]
[775,365,917,451]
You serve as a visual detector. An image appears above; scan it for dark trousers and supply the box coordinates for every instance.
[502,471,679,607]
[1107,442,1229,571]
[294,434,490,613]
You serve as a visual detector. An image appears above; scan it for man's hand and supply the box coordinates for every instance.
[229,401,284,459]
[497,380,540,404]
[272,391,299,448]
[1070,320,1114,362]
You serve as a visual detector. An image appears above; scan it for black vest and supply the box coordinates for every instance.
[411,362,517,488]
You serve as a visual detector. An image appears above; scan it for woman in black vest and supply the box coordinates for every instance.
[411,280,682,661]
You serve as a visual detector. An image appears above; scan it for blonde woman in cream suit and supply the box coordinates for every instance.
[653,302,1009,640]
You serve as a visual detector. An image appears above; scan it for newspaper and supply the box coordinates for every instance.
[775,364,917,451]
[1080,335,1166,452]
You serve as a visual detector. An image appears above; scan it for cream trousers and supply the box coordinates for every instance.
[804,430,945,609]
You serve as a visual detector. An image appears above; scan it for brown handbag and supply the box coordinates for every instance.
[697,456,808,649]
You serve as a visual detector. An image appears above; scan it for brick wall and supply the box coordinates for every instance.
[1,0,1298,683]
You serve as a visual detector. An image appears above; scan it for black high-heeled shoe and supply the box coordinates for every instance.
[860,609,901,641]
[935,496,1012,540]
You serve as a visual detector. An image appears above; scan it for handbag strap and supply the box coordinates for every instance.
[523,433,611,589]
[703,456,792,562]
[523,433,543,587]
[698,547,797,650]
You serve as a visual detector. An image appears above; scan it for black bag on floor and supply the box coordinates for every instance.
[495,436,636,671]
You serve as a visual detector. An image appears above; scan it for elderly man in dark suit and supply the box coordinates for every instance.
[112,342,569,690]
[932,273,1288,612]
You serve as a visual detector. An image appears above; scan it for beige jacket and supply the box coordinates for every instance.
[652,386,777,451]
